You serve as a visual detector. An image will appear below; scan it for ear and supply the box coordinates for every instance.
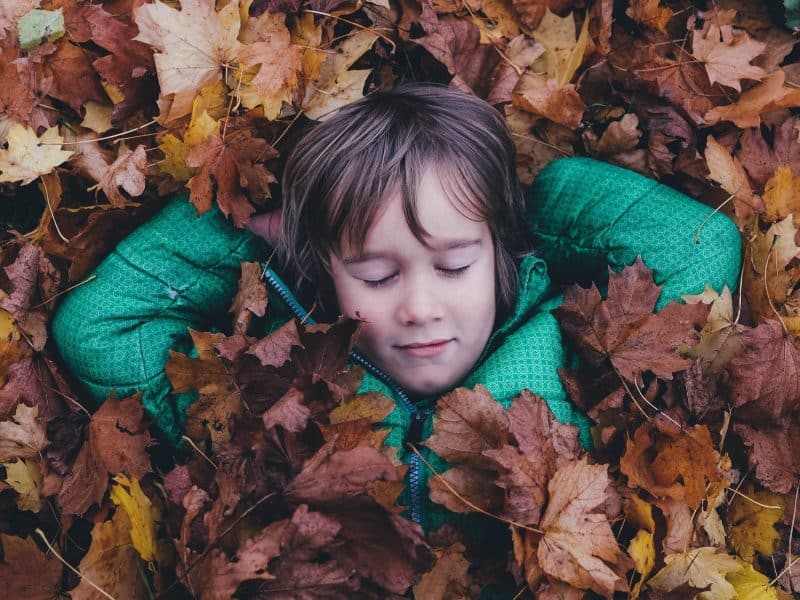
[247,209,282,247]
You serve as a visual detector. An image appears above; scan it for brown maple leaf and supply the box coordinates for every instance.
[705,69,800,128]
[691,17,767,91]
[0,534,63,599]
[187,130,277,228]
[93,144,148,208]
[57,393,151,515]
[626,0,672,33]
[229,261,268,336]
[537,457,629,597]
[619,420,721,509]
[554,257,709,382]
[733,422,800,494]
[725,319,800,423]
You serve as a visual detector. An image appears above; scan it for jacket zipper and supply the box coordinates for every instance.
[261,266,428,527]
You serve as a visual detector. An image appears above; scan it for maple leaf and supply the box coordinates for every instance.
[41,39,106,114]
[92,144,148,208]
[537,457,628,597]
[733,421,800,494]
[0,402,46,461]
[704,135,761,225]
[763,164,800,223]
[512,73,586,129]
[57,393,151,515]
[187,130,278,227]
[728,482,783,562]
[81,5,156,122]
[302,29,377,120]
[485,35,545,105]
[415,6,501,97]
[483,390,581,525]
[504,104,576,185]
[424,385,509,469]
[72,509,150,599]
[412,541,470,599]
[0,534,63,599]
[626,0,673,33]
[0,123,72,185]
[554,257,710,382]
[2,456,43,512]
[705,69,800,129]
[725,320,800,423]
[619,421,721,509]
[247,318,303,368]
[235,11,304,121]
[284,438,399,507]
[229,261,268,336]
[133,0,241,124]
[648,547,741,599]
[109,474,160,565]
[691,19,767,91]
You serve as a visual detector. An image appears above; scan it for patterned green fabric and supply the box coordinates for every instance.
[50,157,742,532]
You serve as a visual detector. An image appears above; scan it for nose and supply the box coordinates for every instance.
[396,280,444,326]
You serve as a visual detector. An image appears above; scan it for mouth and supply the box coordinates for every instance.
[396,339,453,358]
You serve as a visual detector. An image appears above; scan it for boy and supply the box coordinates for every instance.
[51,82,742,530]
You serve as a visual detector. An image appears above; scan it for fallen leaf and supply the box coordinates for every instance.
[537,458,628,597]
[626,0,672,33]
[648,547,741,600]
[728,482,783,561]
[3,457,43,512]
[133,0,241,123]
[229,261,268,335]
[0,402,46,461]
[0,123,72,185]
[109,474,160,565]
[705,70,800,128]
[691,18,767,91]
[412,541,470,599]
[93,144,147,208]
[0,534,63,600]
[71,509,149,599]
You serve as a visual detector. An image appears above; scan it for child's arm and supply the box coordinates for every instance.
[50,195,268,442]
[527,157,742,308]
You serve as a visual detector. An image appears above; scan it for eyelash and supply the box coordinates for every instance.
[363,265,471,289]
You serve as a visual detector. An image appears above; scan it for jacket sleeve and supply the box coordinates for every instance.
[50,194,268,442]
[527,157,742,309]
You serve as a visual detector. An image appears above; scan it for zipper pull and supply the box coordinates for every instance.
[407,411,424,445]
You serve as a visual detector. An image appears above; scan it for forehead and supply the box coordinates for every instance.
[352,168,488,256]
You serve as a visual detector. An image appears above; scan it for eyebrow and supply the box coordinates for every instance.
[343,239,483,265]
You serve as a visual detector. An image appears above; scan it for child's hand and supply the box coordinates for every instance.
[247,209,282,247]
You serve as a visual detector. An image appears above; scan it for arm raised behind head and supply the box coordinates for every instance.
[527,157,742,310]
[49,194,269,442]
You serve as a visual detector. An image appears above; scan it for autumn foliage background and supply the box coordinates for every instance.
[2,0,800,597]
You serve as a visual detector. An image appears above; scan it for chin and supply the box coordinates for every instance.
[403,375,457,398]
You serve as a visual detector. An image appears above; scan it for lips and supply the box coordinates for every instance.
[397,339,453,358]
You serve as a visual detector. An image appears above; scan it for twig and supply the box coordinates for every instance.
[48,119,158,145]
[407,444,544,534]
[31,275,97,309]
[726,486,782,510]
[35,528,116,600]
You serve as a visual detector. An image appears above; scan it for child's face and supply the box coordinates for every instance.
[329,166,497,396]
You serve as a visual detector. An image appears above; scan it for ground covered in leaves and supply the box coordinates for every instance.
[2,0,800,598]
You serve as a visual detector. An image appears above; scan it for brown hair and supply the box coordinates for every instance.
[277,82,533,321]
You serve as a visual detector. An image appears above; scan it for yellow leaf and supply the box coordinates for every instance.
[303,30,377,120]
[109,474,160,565]
[3,458,43,512]
[628,530,654,598]
[763,164,800,224]
[0,123,73,185]
[329,392,396,425]
[290,13,325,84]
[727,560,778,600]
[649,547,741,600]
[627,494,655,532]
[750,215,800,274]
[728,483,783,562]
[531,9,588,85]
[159,108,220,181]
[467,0,520,44]
[80,101,114,134]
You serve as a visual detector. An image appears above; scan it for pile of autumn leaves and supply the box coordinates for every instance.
[4,0,800,597]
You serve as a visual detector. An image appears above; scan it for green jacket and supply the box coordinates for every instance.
[50,158,742,530]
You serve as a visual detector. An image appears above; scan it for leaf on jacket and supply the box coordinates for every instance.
[187,128,278,228]
[229,261,268,336]
[554,257,710,382]
[0,534,63,600]
[412,541,470,600]
[537,457,629,597]
[620,420,722,509]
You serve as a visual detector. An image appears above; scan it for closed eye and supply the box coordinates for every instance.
[438,265,470,278]
[361,265,471,289]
